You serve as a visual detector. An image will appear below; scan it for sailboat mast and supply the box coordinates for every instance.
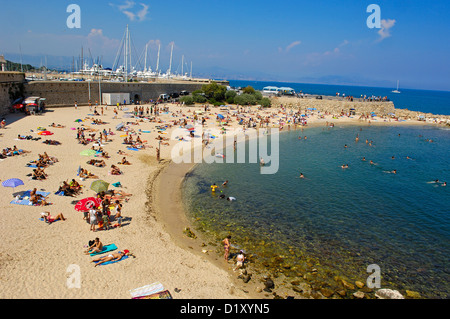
[190,61,192,78]
[181,55,184,76]
[168,43,173,75]
[124,25,128,82]
[144,43,148,72]
[156,44,160,74]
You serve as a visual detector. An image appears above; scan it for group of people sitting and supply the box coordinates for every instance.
[1,146,30,158]
[57,179,82,197]
[30,188,49,206]
[122,134,147,149]
[27,152,58,168]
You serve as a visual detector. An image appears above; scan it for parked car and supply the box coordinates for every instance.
[158,94,169,102]
[180,90,189,96]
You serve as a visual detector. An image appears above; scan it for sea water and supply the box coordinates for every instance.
[182,124,450,298]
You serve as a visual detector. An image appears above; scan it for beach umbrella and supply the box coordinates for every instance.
[75,197,102,212]
[2,178,24,193]
[116,123,125,130]
[80,149,97,156]
[217,114,225,119]
[74,119,83,123]
[90,180,109,194]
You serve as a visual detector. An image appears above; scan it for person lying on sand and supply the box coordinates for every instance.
[43,140,61,145]
[92,250,130,267]
[49,123,65,128]
[87,159,106,167]
[41,211,66,223]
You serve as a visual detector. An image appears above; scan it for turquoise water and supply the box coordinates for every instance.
[182,124,450,298]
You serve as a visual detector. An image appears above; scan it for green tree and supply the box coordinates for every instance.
[242,86,256,95]
[225,90,237,104]
[260,97,271,107]
[180,96,194,105]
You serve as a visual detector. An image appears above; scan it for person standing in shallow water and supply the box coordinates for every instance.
[222,235,231,261]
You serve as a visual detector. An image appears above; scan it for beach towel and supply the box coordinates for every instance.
[133,290,172,299]
[10,191,50,206]
[94,255,128,266]
[129,282,165,299]
[127,147,139,151]
[38,217,59,223]
[89,243,118,256]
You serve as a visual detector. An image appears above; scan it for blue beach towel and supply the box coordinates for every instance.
[127,147,139,151]
[89,244,118,256]
[38,217,59,223]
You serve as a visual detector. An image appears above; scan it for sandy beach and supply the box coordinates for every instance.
[0,99,446,299]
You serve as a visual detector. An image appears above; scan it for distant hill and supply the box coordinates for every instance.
[3,59,57,73]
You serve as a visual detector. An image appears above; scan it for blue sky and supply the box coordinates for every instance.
[0,0,449,90]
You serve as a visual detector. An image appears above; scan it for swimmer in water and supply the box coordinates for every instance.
[299,173,304,178]
[222,180,229,186]
[211,183,218,192]
[362,157,366,161]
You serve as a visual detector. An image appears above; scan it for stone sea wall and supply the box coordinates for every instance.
[24,81,205,107]
[0,72,25,116]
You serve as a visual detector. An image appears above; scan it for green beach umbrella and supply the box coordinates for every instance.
[90,180,109,194]
[80,149,97,156]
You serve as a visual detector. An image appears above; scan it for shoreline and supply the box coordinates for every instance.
[152,119,446,299]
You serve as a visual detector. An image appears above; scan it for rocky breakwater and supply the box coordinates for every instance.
[270,96,395,116]
[270,96,450,124]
